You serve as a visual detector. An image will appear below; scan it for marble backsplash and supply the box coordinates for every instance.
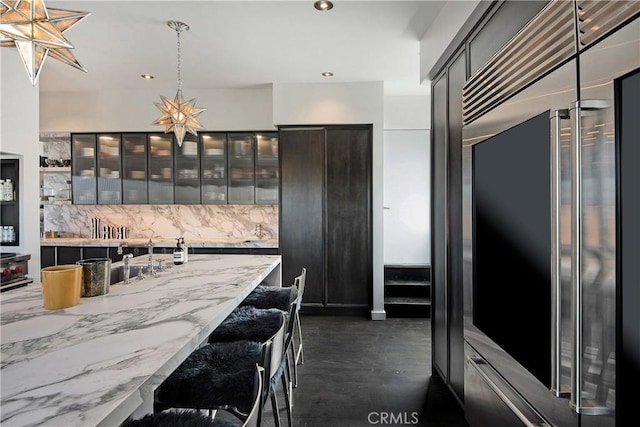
[43,204,278,240]
[40,132,71,161]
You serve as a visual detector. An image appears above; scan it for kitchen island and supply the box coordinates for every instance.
[0,254,281,427]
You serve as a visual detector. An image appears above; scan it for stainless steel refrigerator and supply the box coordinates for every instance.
[461,1,639,426]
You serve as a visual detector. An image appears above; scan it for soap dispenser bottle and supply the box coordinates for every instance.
[173,237,185,265]
[181,238,189,263]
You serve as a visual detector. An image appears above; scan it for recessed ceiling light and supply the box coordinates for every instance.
[322,71,334,77]
[141,74,154,80]
[314,1,333,11]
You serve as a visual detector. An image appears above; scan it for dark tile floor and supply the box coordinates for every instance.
[251,315,469,427]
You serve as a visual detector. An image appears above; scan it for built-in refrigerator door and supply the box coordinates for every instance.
[574,14,640,427]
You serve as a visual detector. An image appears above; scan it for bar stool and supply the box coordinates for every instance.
[121,410,223,426]
[154,313,286,427]
[290,268,306,387]
[208,303,297,427]
[208,306,284,344]
[239,284,297,312]
[124,365,263,427]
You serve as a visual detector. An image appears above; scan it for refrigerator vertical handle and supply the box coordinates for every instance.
[568,100,610,415]
[550,109,569,398]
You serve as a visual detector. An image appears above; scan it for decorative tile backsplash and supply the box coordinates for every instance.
[43,204,278,240]
[40,133,278,240]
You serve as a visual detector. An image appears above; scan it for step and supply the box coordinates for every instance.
[384,296,431,306]
[384,265,431,282]
[384,279,430,287]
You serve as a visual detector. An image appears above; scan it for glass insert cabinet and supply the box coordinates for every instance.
[71,131,277,205]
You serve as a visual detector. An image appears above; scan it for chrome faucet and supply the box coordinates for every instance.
[118,238,155,275]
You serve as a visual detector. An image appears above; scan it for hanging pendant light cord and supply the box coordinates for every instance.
[176,26,182,91]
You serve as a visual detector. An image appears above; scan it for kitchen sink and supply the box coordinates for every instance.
[109,262,164,285]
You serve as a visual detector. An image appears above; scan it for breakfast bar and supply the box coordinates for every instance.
[0,254,281,427]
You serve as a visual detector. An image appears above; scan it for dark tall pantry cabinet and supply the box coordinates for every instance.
[279,125,372,314]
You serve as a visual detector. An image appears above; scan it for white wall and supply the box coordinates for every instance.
[384,95,430,130]
[1,49,42,275]
[383,130,430,265]
[273,82,386,320]
[40,87,274,132]
[419,0,480,82]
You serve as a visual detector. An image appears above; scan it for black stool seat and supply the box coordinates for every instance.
[155,340,261,414]
[122,410,237,427]
[209,306,284,344]
[239,285,297,312]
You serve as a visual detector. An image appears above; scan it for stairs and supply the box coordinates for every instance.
[384,265,431,317]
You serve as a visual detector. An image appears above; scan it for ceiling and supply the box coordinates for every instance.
[37,1,448,96]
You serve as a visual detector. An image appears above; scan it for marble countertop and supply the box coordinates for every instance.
[0,254,281,427]
[40,237,279,248]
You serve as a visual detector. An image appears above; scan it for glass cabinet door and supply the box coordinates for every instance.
[175,134,201,204]
[228,133,255,204]
[201,132,227,204]
[72,133,97,204]
[97,133,122,204]
[148,133,174,204]
[255,132,279,204]
[122,133,148,204]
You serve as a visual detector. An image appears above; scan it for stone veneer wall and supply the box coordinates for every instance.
[40,133,278,240]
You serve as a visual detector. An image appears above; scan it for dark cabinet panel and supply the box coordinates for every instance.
[82,247,110,260]
[279,128,325,304]
[432,73,449,377]
[57,246,82,265]
[325,128,372,306]
[448,51,466,400]
[41,246,56,268]
[249,248,279,255]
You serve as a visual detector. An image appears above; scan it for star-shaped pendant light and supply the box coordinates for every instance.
[153,20,205,147]
[0,0,89,86]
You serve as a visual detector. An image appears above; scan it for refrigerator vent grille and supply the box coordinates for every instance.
[462,0,574,125]
[577,0,640,48]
